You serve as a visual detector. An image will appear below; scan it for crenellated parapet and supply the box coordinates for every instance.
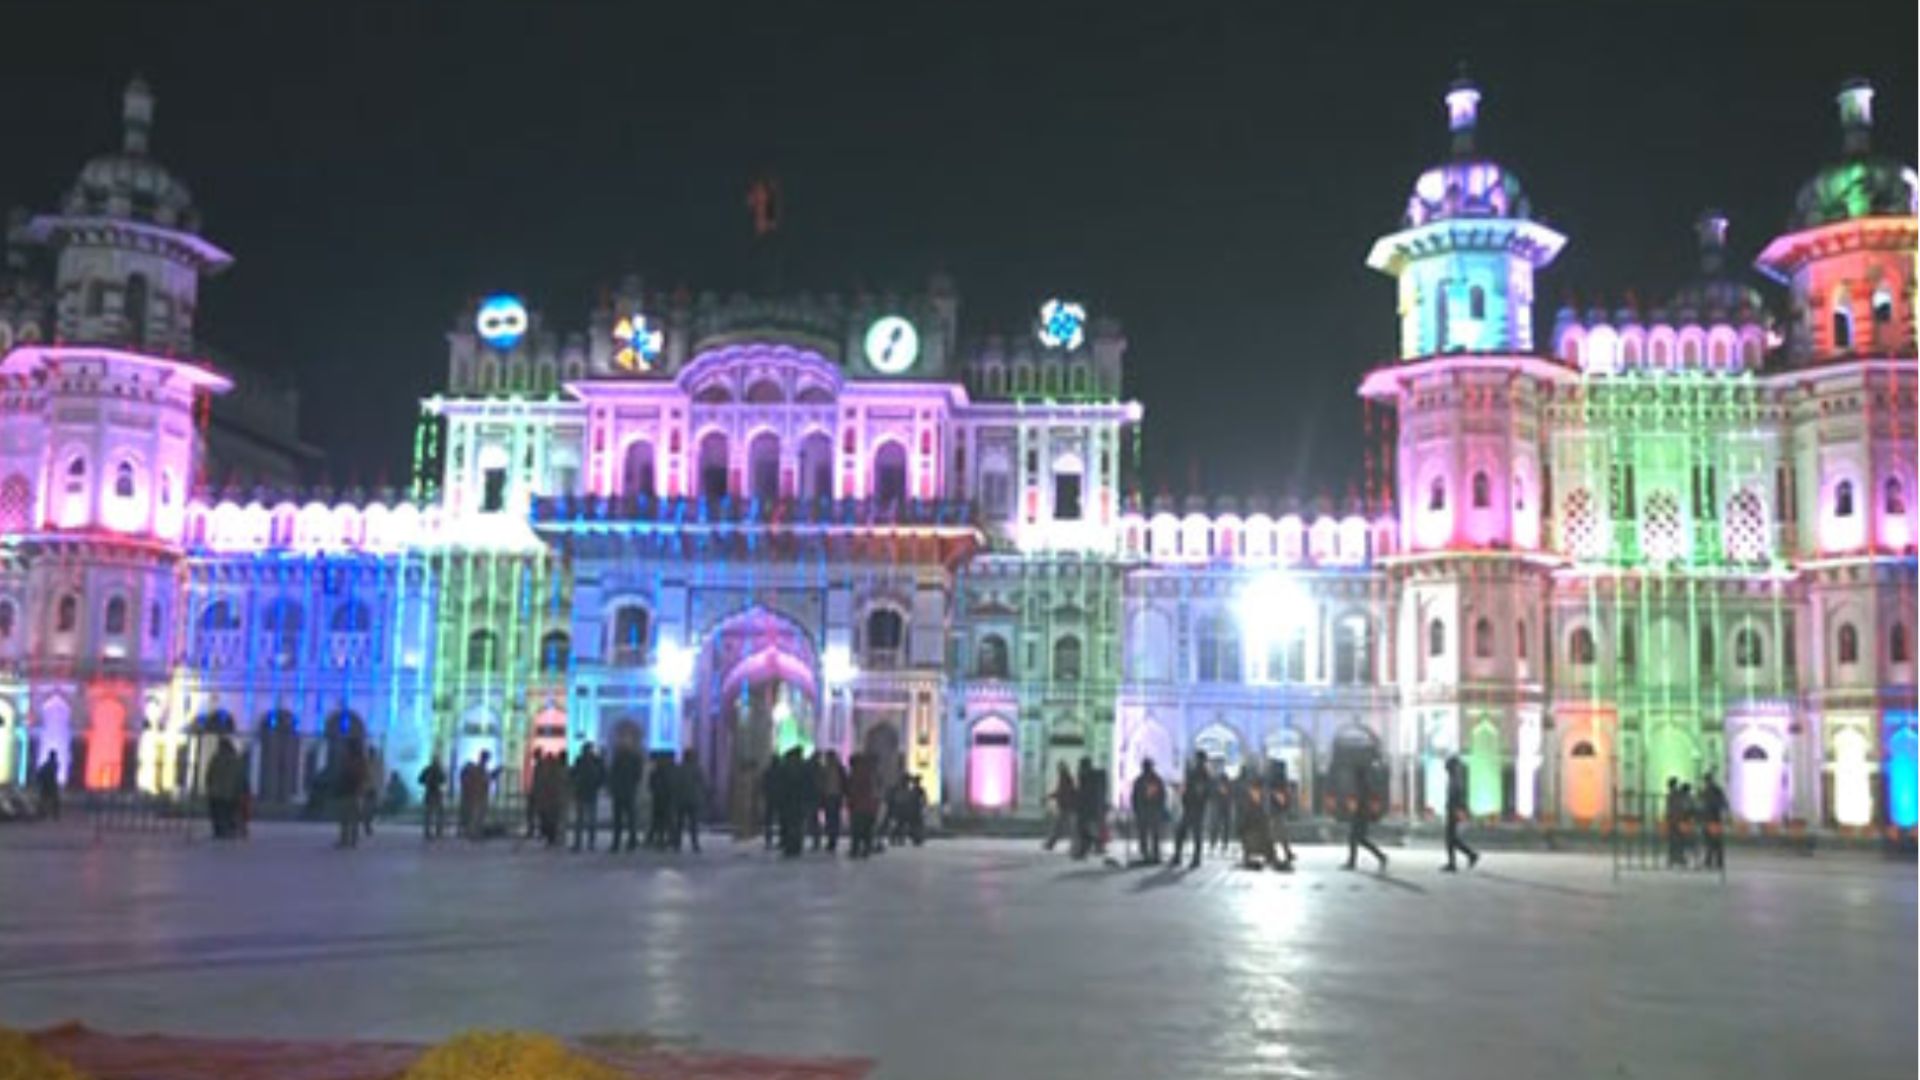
[182,494,450,555]
[962,311,1125,402]
[1118,496,1396,567]
[1552,305,1769,377]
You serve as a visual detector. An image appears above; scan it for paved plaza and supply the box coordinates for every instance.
[0,824,1912,1080]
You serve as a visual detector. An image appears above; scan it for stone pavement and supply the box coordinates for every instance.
[0,824,1911,1080]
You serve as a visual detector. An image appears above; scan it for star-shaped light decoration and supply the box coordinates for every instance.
[613,314,663,372]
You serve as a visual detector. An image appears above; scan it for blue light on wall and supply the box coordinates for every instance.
[1887,714,1917,829]
[1038,299,1086,351]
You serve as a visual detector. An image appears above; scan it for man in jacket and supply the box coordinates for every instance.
[672,750,705,852]
[1171,750,1212,869]
[818,750,848,852]
[1442,754,1479,872]
[417,754,448,841]
[607,739,643,853]
[569,742,606,852]
[1130,758,1169,865]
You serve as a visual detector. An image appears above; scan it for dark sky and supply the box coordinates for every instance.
[2,1,1913,498]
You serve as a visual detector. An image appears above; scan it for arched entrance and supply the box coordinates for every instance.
[688,607,821,824]
[1325,724,1382,821]
[254,710,297,803]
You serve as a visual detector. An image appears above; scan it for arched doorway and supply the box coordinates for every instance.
[85,698,130,792]
[1324,725,1382,821]
[1563,736,1608,823]
[1264,726,1310,818]
[864,722,903,795]
[967,716,1015,812]
[689,607,820,824]
[254,710,298,803]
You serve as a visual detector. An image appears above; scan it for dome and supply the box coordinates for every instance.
[1668,211,1765,319]
[1400,77,1534,228]
[1787,79,1918,231]
[59,76,202,232]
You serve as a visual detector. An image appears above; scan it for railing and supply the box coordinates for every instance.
[531,494,979,530]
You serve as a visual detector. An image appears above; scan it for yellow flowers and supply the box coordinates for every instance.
[397,1032,631,1080]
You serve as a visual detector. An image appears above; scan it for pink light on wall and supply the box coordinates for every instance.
[966,716,1015,811]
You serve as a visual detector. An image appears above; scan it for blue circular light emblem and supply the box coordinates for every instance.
[475,294,530,351]
[1038,298,1087,351]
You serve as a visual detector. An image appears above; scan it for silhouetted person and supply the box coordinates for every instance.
[206,738,245,839]
[847,752,880,858]
[673,749,704,852]
[647,754,675,848]
[35,752,60,820]
[1698,770,1728,870]
[608,740,642,853]
[1209,763,1235,853]
[1044,762,1077,851]
[417,755,448,841]
[903,774,928,846]
[1071,757,1103,859]
[1265,760,1297,869]
[1442,754,1479,872]
[1664,777,1685,867]
[1677,783,1699,869]
[533,750,568,847]
[1131,758,1168,865]
[777,747,809,857]
[819,750,847,852]
[1172,751,1212,869]
[1343,758,1387,872]
[760,758,780,849]
[333,739,368,849]
[459,750,496,839]
[570,742,606,852]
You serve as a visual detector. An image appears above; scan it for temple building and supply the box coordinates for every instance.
[0,76,1913,833]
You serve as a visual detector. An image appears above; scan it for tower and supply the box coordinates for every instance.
[1359,77,1563,821]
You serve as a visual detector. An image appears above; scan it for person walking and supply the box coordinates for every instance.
[333,739,368,849]
[1043,762,1077,852]
[672,750,705,852]
[418,755,448,841]
[847,752,880,858]
[819,750,847,852]
[1129,759,1168,865]
[607,739,642,853]
[1171,751,1212,869]
[1342,757,1388,872]
[34,751,61,821]
[570,742,606,852]
[1698,770,1728,870]
[1442,754,1479,872]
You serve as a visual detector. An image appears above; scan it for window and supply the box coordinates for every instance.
[1473,617,1493,659]
[200,600,240,632]
[1471,471,1491,509]
[1513,474,1526,512]
[1516,619,1528,660]
[0,600,12,639]
[148,601,162,639]
[1887,478,1907,515]
[976,634,1010,679]
[330,602,371,633]
[1053,471,1082,521]
[1832,305,1853,350]
[1893,623,1911,664]
[1835,480,1854,518]
[699,432,730,500]
[263,599,304,669]
[103,596,128,636]
[1699,624,1715,671]
[113,461,135,499]
[539,630,571,673]
[981,471,1011,518]
[1195,615,1242,682]
[1837,623,1859,666]
[1619,624,1636,667]
[56,594,78,633]
[124,274,149,346]
[1569,627,1596,665]
[1469,284,1486,320]
[622,441,656,497]
[1427,618,1445,658]
[865,608,905,668]
[466,628,501,672]
[1734,627,1764,668]
[64,455,86,494]
[1333,616,1369,684]
[872,442,907,505]
[610,605,650,666]
[1053,634,1083,681]
[481,467,507,513]
[1428,476,1446,511]
[748,433,781,501]
[1872,288,1893,325]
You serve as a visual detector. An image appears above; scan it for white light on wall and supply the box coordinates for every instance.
[1237,572,1314,643]
[656,641,696,690]
[823,644,857,688]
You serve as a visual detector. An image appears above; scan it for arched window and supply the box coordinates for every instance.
[263,599,304,669]
[697,431,730,500]
[1734,627,1764,668]
[1699,623,1715,671]
[1886,477,1907,515]
[104,596,128,636]
[1053,634,1083,681]
[1427,618,1445,658]
[199,600,240,632]
[1473,617,1493,659]
[610,605,650,666]
[113,461,136,499]
[329,601,371,633]
[1471,471,1491,509]
[1332,616,1369,684]
[0,600,14,639]
[1892,623,1911,664]
[1835,480,1854,518]
[148,601,162,639]
[1516,619,1528,660]
[1569,627,1596,665]
[1832,305,1853,350]
[56,594,78,633]
[872,442,908,505]
[65,454,87,494]
[1871,288,1893,325]
[975,634,1010,679]
[865,608,905,668]
[124,273,149,346]
[539,630,571,673]
[622,440,656,498]
[1428,476,1446,511]
[1195,615,1242,682]
[799,433,833,501]
[1469,284,1486,320]
[466,628,501,672]
[1837,623,1859,666]
[748,432,781,501]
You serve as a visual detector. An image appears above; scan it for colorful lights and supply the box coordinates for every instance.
[1038,299,1086,351]
[475,294,529,351]
[863,315,919,374]
[822,643,857,688]
[613,313,663,372]
[655,640,696,690]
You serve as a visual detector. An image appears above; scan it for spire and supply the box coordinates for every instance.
[1837,77,1873,155]
[122,74,154,155]
[1445,66,1480,158]
[1694,209,1729,275]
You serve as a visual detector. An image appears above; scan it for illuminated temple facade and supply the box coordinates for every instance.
[0,77,1914,832]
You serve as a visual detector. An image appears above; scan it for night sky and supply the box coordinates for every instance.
[2,2,1912,499]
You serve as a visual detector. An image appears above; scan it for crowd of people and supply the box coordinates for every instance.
[1664,771,1730,870]
[756,747,928,858]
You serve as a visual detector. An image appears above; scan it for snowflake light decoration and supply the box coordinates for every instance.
[613,314,663,372]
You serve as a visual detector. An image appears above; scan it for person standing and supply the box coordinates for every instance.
[1342,758,1388,872]
[647,754,675,848]
[1676,783,1699,869]
[1171,751,1212,869]
[1265,759,1297,870]
[534,750,568,847]
[847,752,879,858]
[1663,777,1685,867]
[903,774,929,846]
[458,750,494,839]
[1130,758,1169,865]
[34,752,61,821]
[570,742,606,852]
[1442,754,1479,872]
[360,746,383,838]
[819,750,847,853]
[607,739,642,853]
[1209,762,1236,854]
[418,755,448,841]
[1698,770,1728,870]
[523,750,545,839]
[205,738,244,839]
[673,749,705,852]
[1043,762,1077,852]
[333,739,368,849]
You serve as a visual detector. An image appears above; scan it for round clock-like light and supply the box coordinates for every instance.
[614,313,663,372]
[475,294,529,351]
[1038,298,1087,351]
[864,315,920,374]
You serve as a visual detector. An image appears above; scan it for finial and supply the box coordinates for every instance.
[1837,77,1873,154]
[1694,210,1728,274]
[123,74,154,155]
[1445,64,1480,158]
